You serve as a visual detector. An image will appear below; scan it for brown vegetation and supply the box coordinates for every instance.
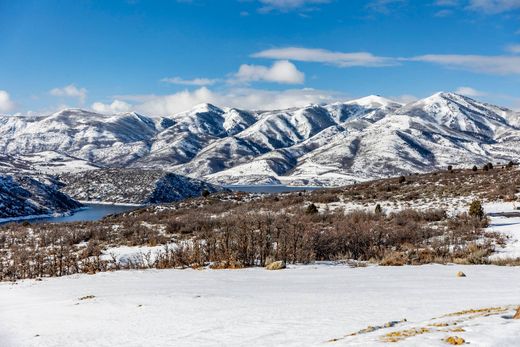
[0,166,517,281]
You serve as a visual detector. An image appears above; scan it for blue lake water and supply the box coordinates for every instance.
[2,185,325,225]
[1,204,139,225]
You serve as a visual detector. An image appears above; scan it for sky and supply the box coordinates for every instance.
[1,0,520,116]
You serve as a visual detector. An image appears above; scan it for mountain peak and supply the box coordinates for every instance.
[346,95,401,108]
[191,103,223,114]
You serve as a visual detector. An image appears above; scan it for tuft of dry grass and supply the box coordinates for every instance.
[445,336,465,345]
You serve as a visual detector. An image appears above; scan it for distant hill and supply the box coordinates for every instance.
[58,168,225,204]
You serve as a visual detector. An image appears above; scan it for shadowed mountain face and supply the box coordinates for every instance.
[59,168,225,205]
[0,174,81,219]
[1,93,519,186]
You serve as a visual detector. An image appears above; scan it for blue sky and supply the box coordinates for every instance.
[1,0,520,116]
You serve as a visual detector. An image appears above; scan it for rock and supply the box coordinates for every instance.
[514,307,520,320]
[445,336,465,345]
[78,295,95,301]
[266,261,286,270]
[456,271,466,277]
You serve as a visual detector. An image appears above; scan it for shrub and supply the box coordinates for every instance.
[472,165,478,172]
[306,203,319,214]
[469,200,485,220]
[398,176,406,184]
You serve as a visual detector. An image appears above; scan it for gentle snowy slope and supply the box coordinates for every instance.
[1,265,519,346]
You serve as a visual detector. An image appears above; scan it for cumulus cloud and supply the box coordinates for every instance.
[109,86,345,116]
[233,60,305,84]
[0,90,15,113]
[91,100,132,114]
[160,76,218,86]
[455,86,487,97]
[49,84,87,103]
[252,47,395,67]
[408,54,520,74]
[257,0,330,12]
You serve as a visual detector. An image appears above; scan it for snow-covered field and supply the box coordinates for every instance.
[1,264,519,346]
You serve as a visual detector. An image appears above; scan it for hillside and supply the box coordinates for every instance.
[0,174,81,219]
[0,93,519,186]
[58,168,225,204]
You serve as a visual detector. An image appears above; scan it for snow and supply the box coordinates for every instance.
[345,95,402,109]
[1,93,520,186]
[1,264,519,346]
[484,202,520,260]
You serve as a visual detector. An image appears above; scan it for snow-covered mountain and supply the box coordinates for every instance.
[59,168,225,204]
[1,93,519,186]
[0,174,81,219]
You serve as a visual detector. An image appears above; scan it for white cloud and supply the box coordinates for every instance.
[91,100,132,114]
[455,86,487,97]
[49,84,87,103]
[160,76,218,86]
[0,90,15,113]
[110,86,345,116]
[434,9,454,16]
[221,87,343,110]
[257,0,330,12]
[435,0,459,5]
[252,47,395,67]
[234,60,305,84]
[367,0,406,14]
[467,0,520,13]
[408,54,520,74]
[506,44,520,54]
[393,94,419,104]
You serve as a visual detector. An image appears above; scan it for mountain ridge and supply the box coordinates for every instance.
[1,93,519,186]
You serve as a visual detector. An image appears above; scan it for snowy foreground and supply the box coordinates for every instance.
[1,264,519,346]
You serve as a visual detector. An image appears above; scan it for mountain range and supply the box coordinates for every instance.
[1,92,519,186]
